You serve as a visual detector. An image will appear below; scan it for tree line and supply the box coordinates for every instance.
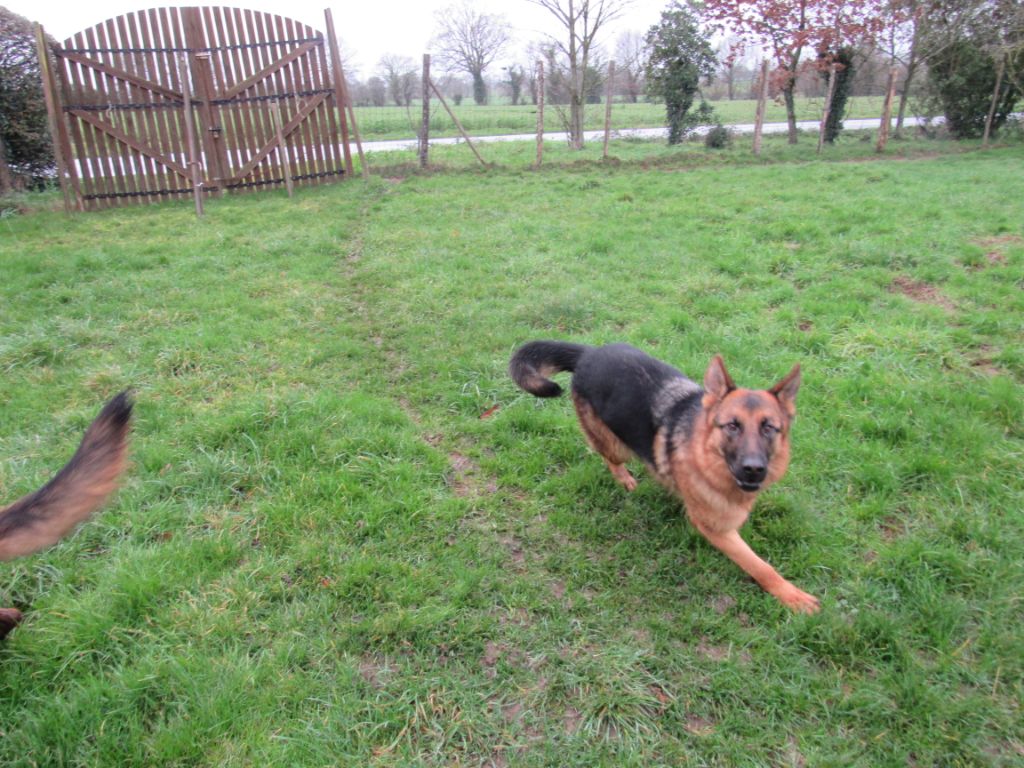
[345,0,1022,149]
[2,0,1023,189]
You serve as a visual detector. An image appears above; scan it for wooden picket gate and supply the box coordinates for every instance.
[36,6,354,211]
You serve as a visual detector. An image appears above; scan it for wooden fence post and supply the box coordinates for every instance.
[34,23,81,212]
[983,55,1006,148]
[817,63,838,154]
[419,54,430,168]
[177,54,205,217]
[876,66,897,153]
[536,60,545,168]
[753,59,769,157]
[603,60,615,160]
[323,8,356,177]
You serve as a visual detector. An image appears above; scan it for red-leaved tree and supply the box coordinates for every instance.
[702,0,890,143]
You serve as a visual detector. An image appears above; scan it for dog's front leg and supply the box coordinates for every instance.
[693,522,820,614]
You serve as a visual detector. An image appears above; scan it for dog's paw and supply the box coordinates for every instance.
[775,585,820,614]
[608,465,638,492]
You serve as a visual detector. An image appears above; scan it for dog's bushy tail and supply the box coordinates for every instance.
[0,391,133,562]
[509,341,589,398]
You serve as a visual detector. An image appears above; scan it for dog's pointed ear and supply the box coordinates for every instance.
[769,363,801,417]
[703,355,736,401]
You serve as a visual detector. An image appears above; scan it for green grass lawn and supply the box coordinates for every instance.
[1,136,1022,766]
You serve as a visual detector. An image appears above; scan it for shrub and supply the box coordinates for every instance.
[0,8,55,189]
[644,4,717,145]
[923,39,1022,139]
[704,124,733,149]
[820,47,856,143]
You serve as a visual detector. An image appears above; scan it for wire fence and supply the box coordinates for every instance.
[351,100,667,142]
[350,95,895,144]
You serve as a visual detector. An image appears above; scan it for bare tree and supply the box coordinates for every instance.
[614,30,646,102]
[526,0,633,148]
[716,33,751,100]
[331,37,361,83]
[503,65,527,105]
[431,2,511,105]
[361,76,388,107]
[379,54,418,107]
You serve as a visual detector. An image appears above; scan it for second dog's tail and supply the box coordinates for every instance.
[509,340,589,398]
[0,391,133,562]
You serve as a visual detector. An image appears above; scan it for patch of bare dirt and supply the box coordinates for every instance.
[499,534,527,570]
[785,736,809,767]
[973,234,1022,267]
[493,606,532,628]
[969,344,1004,376]
[879,515,906,541]
[483,641,503,668]
[971,358,1003,376]
[696,637,752,664]
[889,275,956,312]
[358,654,390,688]
[563,706,583,734]
[684,714,716,736]
[711,594,737,614]
[446,451,498,498]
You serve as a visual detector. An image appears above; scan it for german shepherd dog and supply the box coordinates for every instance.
[510,341,819,613]
[0,392,133,639]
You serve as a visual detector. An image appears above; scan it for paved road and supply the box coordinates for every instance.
[361,117,928,153]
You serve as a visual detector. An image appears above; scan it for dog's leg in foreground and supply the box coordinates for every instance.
[0,391,133,639]
[510,340,820,613]
[691,521,820,613]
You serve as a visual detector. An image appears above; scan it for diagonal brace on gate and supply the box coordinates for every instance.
[225,92,329,184]
[60,50,183,102]
[68,109,190,178]
[219,41,320,101]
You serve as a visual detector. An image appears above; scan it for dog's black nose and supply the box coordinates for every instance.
[741,461,767,484]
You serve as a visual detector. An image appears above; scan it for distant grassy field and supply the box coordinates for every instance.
[1,137,1022,766]
[354,95,889,140]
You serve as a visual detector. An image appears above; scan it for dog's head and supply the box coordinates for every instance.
[702,355,800,494]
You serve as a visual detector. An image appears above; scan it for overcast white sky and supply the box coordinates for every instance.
[4,0,670,78]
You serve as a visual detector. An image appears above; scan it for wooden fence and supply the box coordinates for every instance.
[36,6,355,211]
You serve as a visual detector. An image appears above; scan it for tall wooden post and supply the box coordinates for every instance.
[753,59,769,157]
[603,60,615,160]
[876,66,897,153]
[0,135,13,193]
[178,54,205,217]
[419,54,430,168]
[982,56,1006,148]
[535,60,545,168]
[182,8,228,195]
[817,63,838,154]
[34,24,81,212]
[323,8,357,177]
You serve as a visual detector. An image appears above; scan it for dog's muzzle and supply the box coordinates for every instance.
[735,460,767,492]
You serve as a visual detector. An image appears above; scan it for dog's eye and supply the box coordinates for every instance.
[723,420,741,436]
[760,422,779,437]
